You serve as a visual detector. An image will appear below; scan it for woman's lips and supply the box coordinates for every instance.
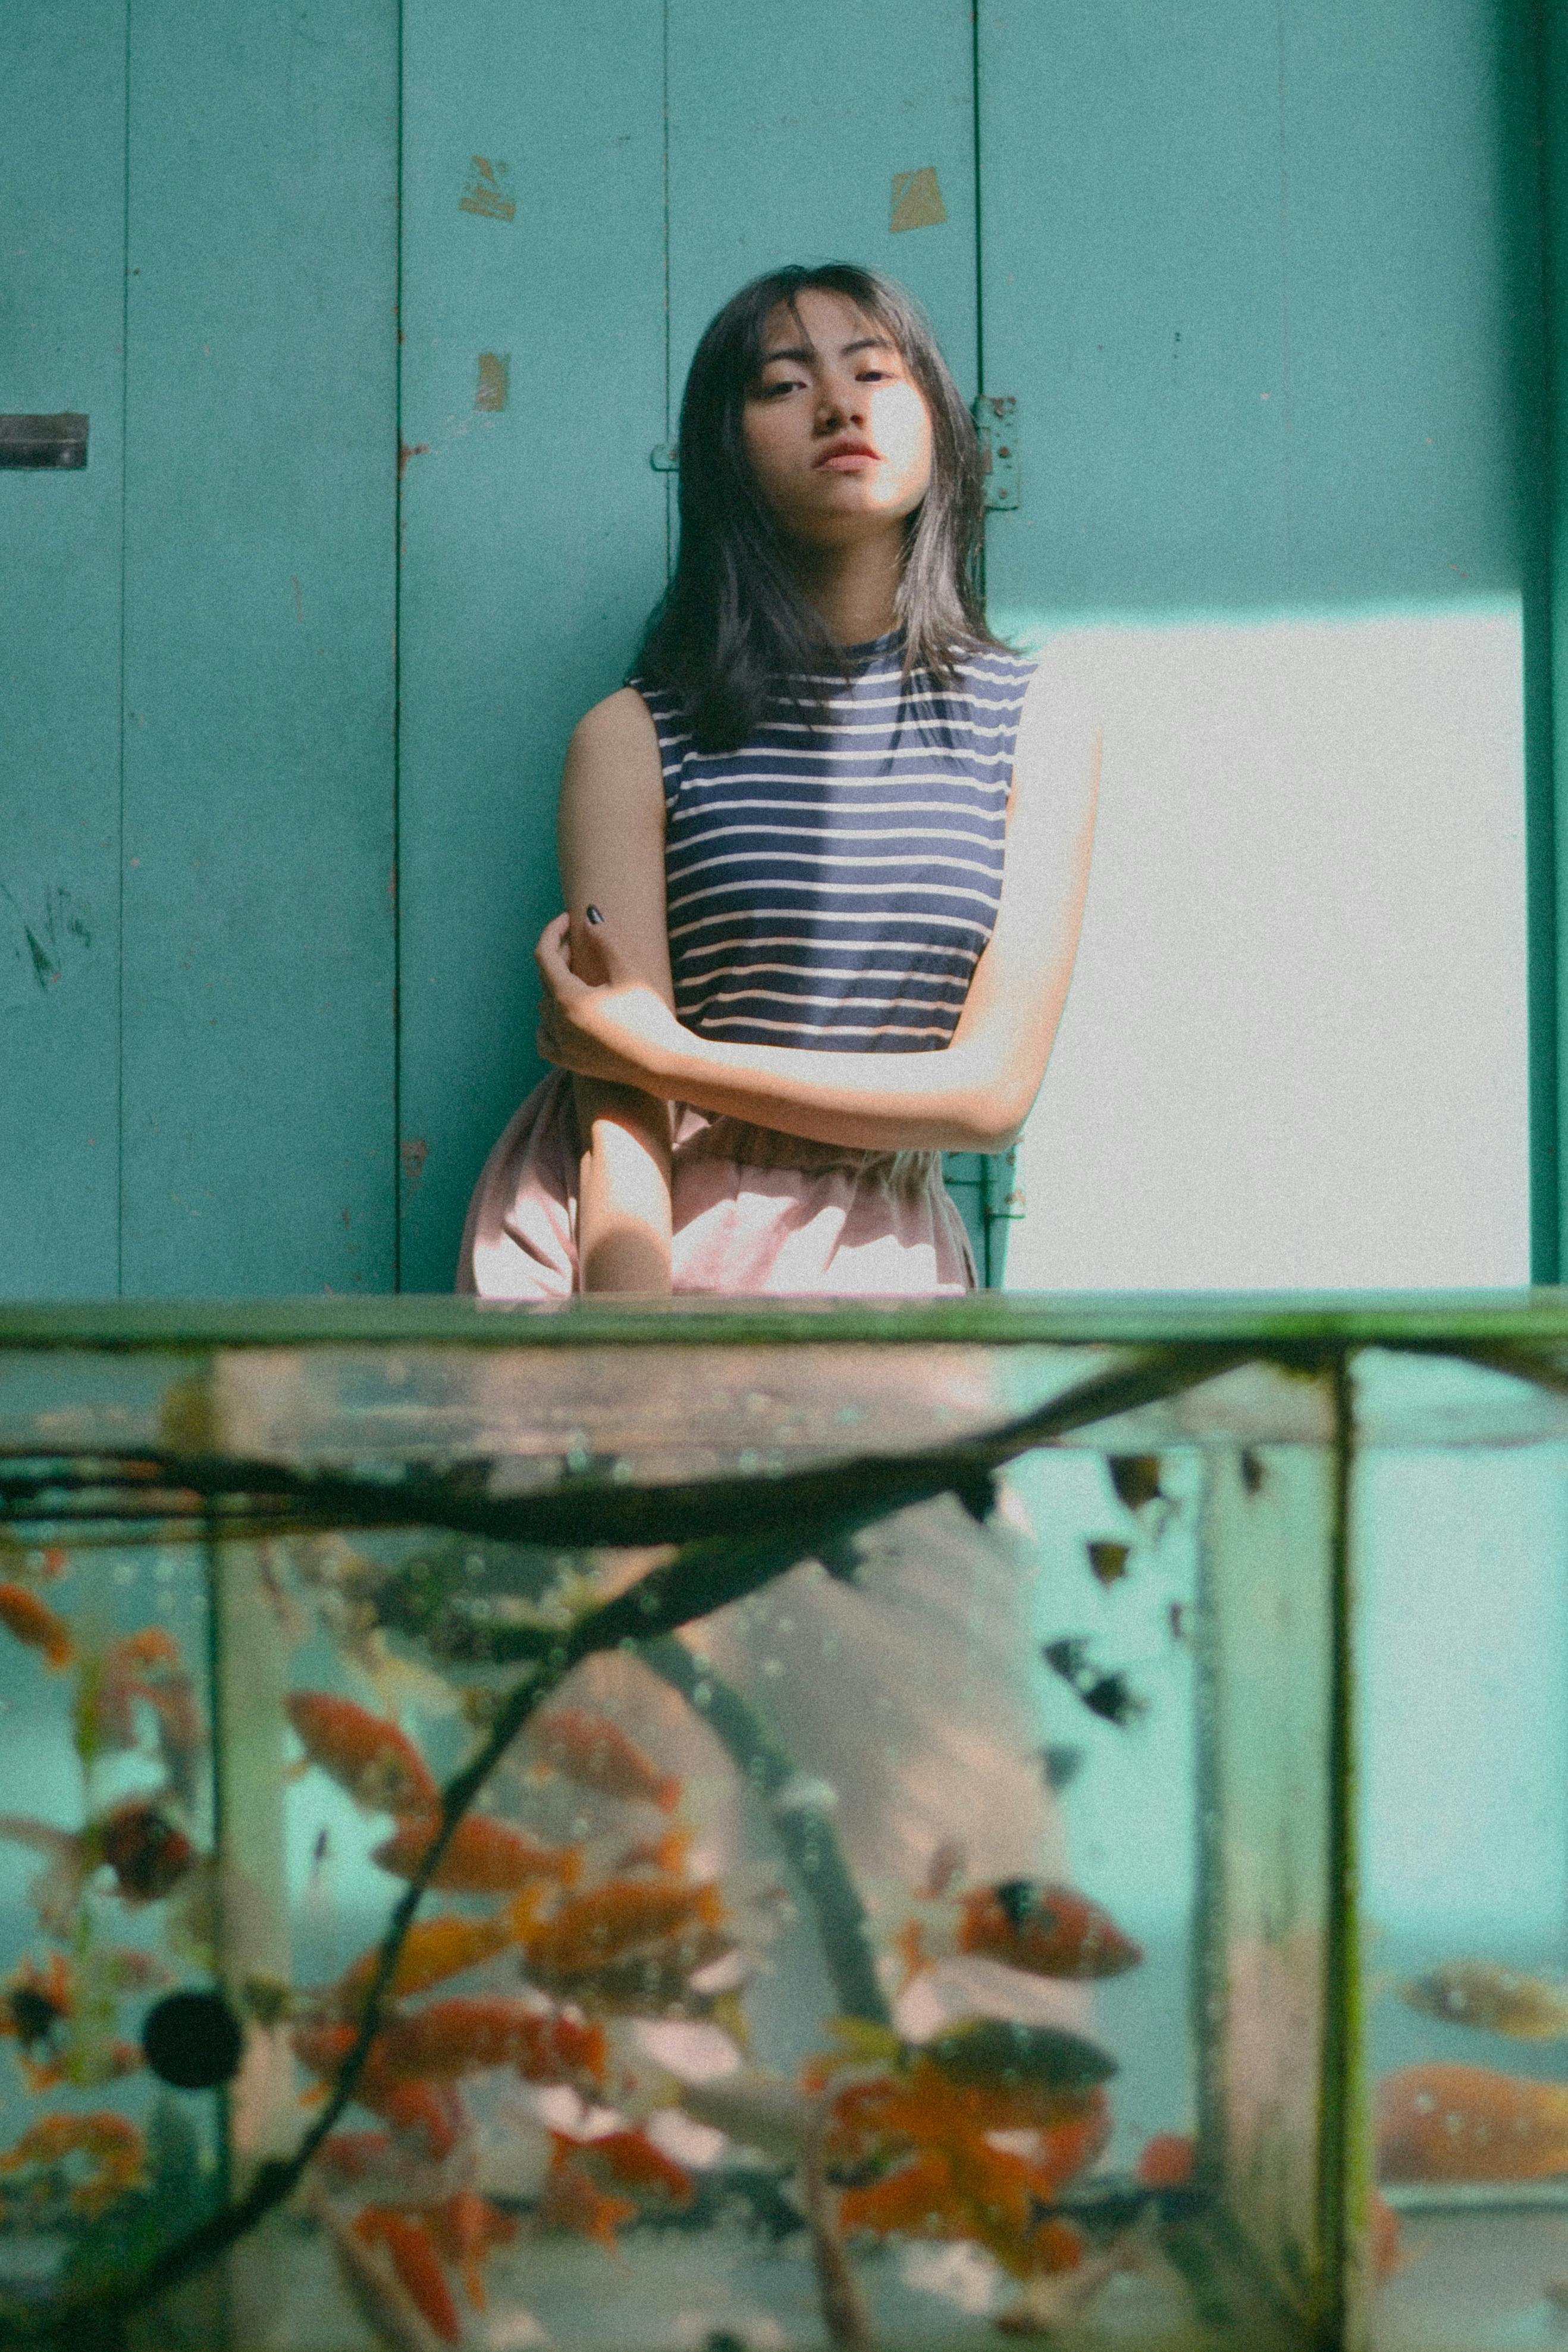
[816,450,879,472]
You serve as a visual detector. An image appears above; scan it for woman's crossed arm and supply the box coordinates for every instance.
[541,646,1102,1158]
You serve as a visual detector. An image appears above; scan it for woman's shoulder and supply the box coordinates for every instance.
[570,684,661,754]
[950,638,1039,699]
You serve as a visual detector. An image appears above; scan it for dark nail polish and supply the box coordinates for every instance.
[585,904,604,926]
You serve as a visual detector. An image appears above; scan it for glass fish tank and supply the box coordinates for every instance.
[0,1295,1564,2352]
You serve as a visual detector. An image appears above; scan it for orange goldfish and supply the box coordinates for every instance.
[96,1799,199,1902]
[528,1710,681,1813]
[1371,2187,1405,2283]
[0,1583,73,1671]
[292,2023,472,2162]
[1376,2063,1568,2183]
[377,1996,608,2092]
[555,2127,694,2207]
[286,1693,437,1815]
[95,1629,205,1807]
[353,2207,461,2345]
[538,2155,638,2248]
[839,2134,1080,2279]
[331,1892,542,2013]
[0,1948,160,2093]
[1137,2131,1196,2188]
[826,2055,1109,2279]
[522,1876,724,1981]
[0,1799,198,1933]
[0,1954,72,2063]
[526,1925,741,2019]
[373,1814,581,1894]
[313,2128,394,2184]
[425,2188,518,2306]
[0,2110,145,2214]
[616,1826,695,1875]
[375,2078,469,2164]
[957,1880,1143,1980]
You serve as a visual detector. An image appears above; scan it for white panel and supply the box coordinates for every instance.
[998,607,1529,1288]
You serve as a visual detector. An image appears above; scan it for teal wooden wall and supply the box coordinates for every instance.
[3,1,398,1297]
[1,0,1557,1296]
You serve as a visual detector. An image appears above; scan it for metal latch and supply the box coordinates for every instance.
[0,414,87,469]
[971,394,1017,510]
[649,443,679,472]
[984,1144,1026,1223]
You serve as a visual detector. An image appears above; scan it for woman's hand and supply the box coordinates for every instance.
[534,912,686,1089]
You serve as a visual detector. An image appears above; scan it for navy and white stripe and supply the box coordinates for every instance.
[634,632,1035,1053]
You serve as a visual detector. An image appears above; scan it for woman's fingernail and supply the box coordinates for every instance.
[584,904,604,926]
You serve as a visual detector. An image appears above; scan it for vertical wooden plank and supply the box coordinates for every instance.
[665,0,983,1275]
[979,0,1291,620]
[396,0,667,1290]
[120,0,399,1296]
[667,0,978,403]
[979,0,1532,1289]
[0,5,126,1297]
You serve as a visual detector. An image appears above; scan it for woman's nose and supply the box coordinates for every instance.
[817,380,864,429]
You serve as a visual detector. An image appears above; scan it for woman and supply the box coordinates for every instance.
[459,262,1100,1297]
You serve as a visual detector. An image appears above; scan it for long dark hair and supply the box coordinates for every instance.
[634,263,1005,751]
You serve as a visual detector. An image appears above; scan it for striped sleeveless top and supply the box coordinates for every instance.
[634,632,1036,1053]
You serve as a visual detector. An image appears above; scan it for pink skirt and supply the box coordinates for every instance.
[456,1071,975,1299]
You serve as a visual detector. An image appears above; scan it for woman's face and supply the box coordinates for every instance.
[741,289,933,551]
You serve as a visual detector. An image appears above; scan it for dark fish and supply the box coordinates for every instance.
[1083,1673,1147,1727]
[1108,1456,1164,1512]
[954,1473,998,1526]
[1042,1638,1147,1729]
[1167,1603,1189,1645]
[98,1801,199,1903]
[7,1987,65,2051]
[816,1539,863,1586]
[1039,1743,1084,1793]
[924,2016,1118,2096]
[1086,1541,1130,1588]
[1240,1448,1265,1495]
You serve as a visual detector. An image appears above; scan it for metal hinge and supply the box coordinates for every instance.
[649,442,679,472]
[984,1144,1027,1223]
[971,394,1018,510]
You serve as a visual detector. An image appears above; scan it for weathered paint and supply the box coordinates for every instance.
[667,0,977,406]
[396,0,666,1291]
[890,167,948,232]
[117,0,399,1295]
[0,0,126,1298]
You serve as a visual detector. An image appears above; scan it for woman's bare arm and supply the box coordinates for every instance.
[554,689,676,1291]
[537,649,1102,1153]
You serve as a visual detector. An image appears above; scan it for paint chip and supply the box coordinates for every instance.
[460,156,516,222]
[475,353,510,412]
[890,167,946,233]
